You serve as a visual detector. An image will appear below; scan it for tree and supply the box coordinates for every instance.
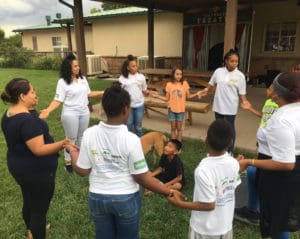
[90,7,101,14]
[101,2,128,11]
[0,29,5,43]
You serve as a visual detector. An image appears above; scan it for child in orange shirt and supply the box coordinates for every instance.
[151,68,202,141]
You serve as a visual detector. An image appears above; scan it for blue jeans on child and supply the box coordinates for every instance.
[89,191,141,239]
[127,105,144,137]
[247,165,259,212]
[214,112,236,153]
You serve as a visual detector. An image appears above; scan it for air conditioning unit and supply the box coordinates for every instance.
[137,56,165,69]
[86,55,108,76]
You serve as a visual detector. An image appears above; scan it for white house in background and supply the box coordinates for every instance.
[13,2,300,77]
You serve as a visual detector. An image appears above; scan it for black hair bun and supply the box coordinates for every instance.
[127,54,135,61]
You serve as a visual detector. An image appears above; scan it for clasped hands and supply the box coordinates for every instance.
[62,139,80,153]
[167,189,188,206]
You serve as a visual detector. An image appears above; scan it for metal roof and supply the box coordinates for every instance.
[91,0,287,13]
[13,23,63,33]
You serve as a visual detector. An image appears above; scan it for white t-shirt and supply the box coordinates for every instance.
[261,102,300,163]
[54,77,91,115]
[209,67,246,115]
[118,72,147,108]
[190,152,241,236]
[77,121,149,195]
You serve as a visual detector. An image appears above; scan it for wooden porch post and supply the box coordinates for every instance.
[66,23,73,52]
[223,0,238,55]
[148,6,154,68]
[73,0,87,76]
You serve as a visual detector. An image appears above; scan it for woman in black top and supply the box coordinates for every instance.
[1,78,70,239]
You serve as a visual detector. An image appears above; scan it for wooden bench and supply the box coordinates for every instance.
[144,96,210,126]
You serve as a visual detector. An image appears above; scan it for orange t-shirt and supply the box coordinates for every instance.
[165,81,190,113]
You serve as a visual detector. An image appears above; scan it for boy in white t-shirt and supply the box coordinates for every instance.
[168,119,241,239]
[65,83,177,239]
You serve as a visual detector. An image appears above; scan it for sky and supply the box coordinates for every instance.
[0,0,102,37]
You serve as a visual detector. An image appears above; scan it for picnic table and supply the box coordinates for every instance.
[140,68,213,88]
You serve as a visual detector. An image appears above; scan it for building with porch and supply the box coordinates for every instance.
[13,0,300,79]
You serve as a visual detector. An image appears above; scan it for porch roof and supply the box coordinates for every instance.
[91,0,286,13]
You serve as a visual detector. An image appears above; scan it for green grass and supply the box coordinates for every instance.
[0,68,299,238]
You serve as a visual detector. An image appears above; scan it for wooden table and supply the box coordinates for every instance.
[144,96,210,126]
[140,68,213,88]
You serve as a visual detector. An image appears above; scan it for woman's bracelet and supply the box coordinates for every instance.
[251,159,255,166]
[69,148,79,154]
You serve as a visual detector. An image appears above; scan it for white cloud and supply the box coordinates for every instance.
[0,0,102,36]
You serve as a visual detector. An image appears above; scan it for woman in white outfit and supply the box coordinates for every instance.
[40,53,103,173]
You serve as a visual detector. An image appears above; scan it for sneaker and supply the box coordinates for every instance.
[234,206,259,225]
[64,164,73,173]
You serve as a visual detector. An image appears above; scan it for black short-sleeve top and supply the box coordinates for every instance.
[1,111,59,176]
[159,154,185,186]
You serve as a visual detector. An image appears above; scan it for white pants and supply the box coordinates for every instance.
[189,227,233,239]
[61,114,90,161]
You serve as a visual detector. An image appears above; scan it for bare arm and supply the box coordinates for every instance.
[66,146,91,176]
[149,167,163,177]
[186,90,200,99]
[164,174,182,187]
[88,91,104,99]
[26,135,67,156]
[247,107,262,118]
[40,100,61,119]
[168,191,215,211]
[133,172,171,196]
[239,158,295,173]
[150,91,168,102]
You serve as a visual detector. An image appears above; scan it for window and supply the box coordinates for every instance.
[264,22,297,52]
[32,36,38,51]
[52,36,61,46]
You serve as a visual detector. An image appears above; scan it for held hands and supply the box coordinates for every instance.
[39,109,50,119]
[149,91,159,98]
[240,100,251,110]
[167,189,188,206]
[236,154,251,173]
[63,141,80,153]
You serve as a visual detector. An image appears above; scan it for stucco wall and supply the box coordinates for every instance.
[21,25,93,53]
[91,12,183,57]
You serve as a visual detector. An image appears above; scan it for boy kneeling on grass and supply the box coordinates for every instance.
[144,139,185,196]
[168,119,241,239]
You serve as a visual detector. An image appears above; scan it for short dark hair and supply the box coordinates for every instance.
[102,82,131,118]
[223,49,239,65]
[207,119,232,152]
[1,78,30,104]
[120,54,136,78]
[169,139,182,151]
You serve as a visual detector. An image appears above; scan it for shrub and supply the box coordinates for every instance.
[32,56,62,71]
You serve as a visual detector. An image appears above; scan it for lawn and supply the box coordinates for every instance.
[0,68,298,239]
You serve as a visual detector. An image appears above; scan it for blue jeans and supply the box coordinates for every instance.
[272,232,289,239]
[247,166,259,212]
[127,105,144,137]
[168,109,185,122]
[214,112,236,153]
[89,191,141,239]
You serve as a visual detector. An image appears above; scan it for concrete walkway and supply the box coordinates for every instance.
[92,84,266,153]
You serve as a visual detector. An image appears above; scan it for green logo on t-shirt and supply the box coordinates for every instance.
[134,159,147,170]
